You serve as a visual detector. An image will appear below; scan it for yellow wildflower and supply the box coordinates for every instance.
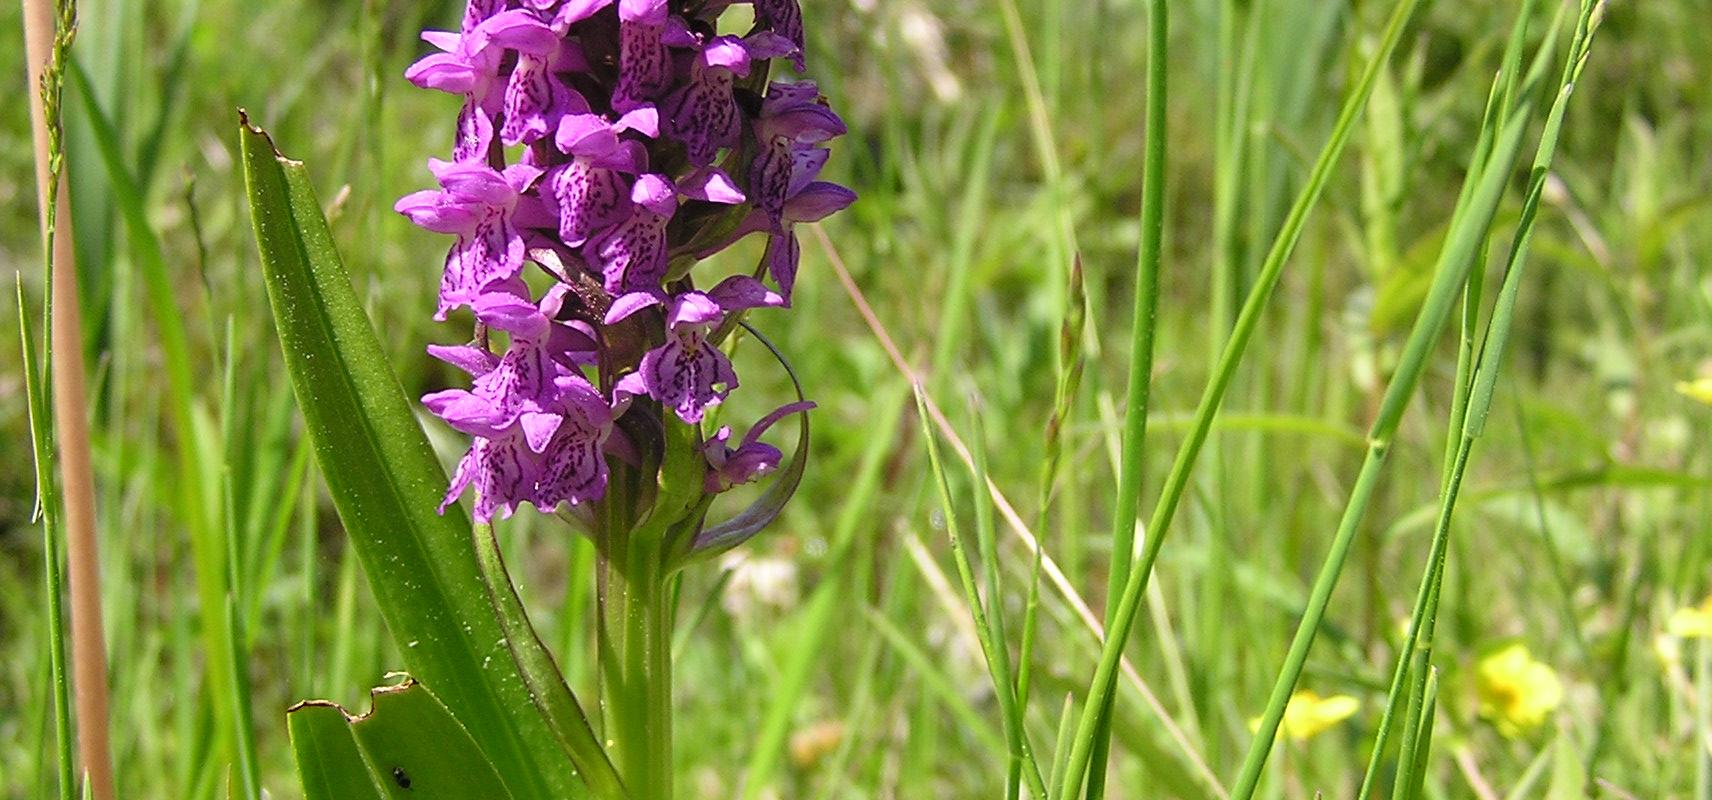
[1475,644,1562,737]
[1667,596,1712,639]
[1248,690,1361,741]
[1675,378,1712,406]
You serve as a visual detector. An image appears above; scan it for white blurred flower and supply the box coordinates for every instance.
[721,551,801,620]
[897,5,962,103]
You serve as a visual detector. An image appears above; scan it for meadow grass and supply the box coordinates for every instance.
[4,0,1712,797]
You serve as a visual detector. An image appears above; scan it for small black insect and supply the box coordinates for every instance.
[392,766,412,790]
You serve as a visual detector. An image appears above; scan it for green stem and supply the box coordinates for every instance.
[599,477,676,800]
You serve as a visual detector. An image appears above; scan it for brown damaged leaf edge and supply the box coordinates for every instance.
[286,677,421,724]
[236,108,293,162]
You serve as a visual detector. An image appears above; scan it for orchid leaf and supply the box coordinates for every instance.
[471,523,629,800]
[684,323,810,564]
[239,116,579,799]
[287,679,511,800]
[286,704,386,800]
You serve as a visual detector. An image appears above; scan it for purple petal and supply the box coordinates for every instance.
[752,0,805,70]
[421,30,463,53]
[631,173,678,216]
[406,52,481,95]
[432,159,517,206]
[471,290,548,338]
[700,35,752,73]
[677,167,746,204]
[473,433,539,521]
[550,373,613,424]
[784,181,856,223]
[786,147,830,196]
[634,332,738,424]
[618,0,666,24]
[749,136,793,225]
[588,209,671,293]
[740,400,816,448]
[501,54,568,146]
[742,30,797,63]
[764,229,801,302]
[473,9,561,55]
[428,343,501,376]
[706,274,785,312]
[668,292,724,328]
[424,389,507,436]
[709,441,784,491]
[519,411,564,453]
[556,113,620,156]
[463,0,506,32]
[534,421,608,508]
[454,101,496,163]
[665,68,741,164]
[614,106,660,137]
[505,164,546,196]
[396,190,477,234]
[613,18,670,111]
[551,0,614,27]
[759,81,846,142]
[604,290,666,325]
[441,446,480,513]
[548,160,630,247]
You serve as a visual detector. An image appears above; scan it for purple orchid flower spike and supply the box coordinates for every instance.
[396,159,544,319]
[402,0,852,539]
[703,400,815,492]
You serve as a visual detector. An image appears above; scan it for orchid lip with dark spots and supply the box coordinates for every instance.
[399,0,851,523]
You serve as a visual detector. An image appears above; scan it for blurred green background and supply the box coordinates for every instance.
[3,0,1711,796]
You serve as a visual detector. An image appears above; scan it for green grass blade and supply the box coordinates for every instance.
[1398,669,1440,800]
[1088,0,1169,784]
[19,279,75,800]
[970,399,1048,800]
[1055,2,1422,795]
[917,386,1045,798]
[238,117,577,799]
[1231,63,1545,800]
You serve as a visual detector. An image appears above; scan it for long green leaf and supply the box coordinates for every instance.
[238,117,576,799]
[287,705,386,800]
[288,680,513,800]
[471,523,627,800]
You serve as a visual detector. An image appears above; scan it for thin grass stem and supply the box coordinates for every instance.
[1054,3,1423,795]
